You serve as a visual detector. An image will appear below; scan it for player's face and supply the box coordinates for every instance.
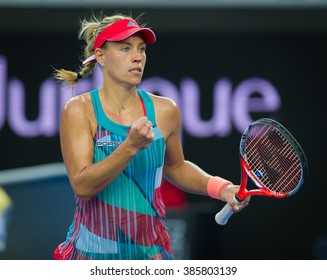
[102,35,147,87]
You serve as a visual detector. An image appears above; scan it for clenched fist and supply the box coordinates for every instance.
[127,116,154,151]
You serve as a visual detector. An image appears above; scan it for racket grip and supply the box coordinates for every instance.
[215,203,234,225]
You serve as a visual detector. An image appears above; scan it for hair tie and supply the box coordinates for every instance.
[77,73,82,80]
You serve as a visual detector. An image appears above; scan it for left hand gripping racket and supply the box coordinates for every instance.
[215,118,308,225]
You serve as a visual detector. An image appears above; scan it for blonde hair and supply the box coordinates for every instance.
[53,12,136,87]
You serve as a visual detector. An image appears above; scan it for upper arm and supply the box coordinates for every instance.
[152,94,212,195]
[154,97,185,180]
[60,94,95,186]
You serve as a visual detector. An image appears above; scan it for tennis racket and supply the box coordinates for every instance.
[215,118,308,225]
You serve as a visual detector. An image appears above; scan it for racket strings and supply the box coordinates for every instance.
[244,124,302,195]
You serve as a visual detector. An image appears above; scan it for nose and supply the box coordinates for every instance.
[132,49,143,63]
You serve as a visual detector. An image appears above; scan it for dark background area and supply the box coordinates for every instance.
[0,6,326,260]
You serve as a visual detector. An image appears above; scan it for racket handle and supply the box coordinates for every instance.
[215,203,234,225]
[215,195,243,225]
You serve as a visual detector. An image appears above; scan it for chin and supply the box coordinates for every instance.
[130,79,142,86]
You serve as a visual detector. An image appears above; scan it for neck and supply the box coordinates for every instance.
[100,86,138,114]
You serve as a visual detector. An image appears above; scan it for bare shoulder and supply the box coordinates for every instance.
[147,93,181,139]
[63,92,91,113]
[148,93,180,118]
[61,92,97,128]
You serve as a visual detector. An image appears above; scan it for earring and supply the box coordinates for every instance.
[100,63,105,68]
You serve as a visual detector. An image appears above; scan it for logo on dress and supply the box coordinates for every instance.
[95,135,122,147]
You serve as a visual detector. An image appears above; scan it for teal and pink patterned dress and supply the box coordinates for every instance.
[54,88,173,260]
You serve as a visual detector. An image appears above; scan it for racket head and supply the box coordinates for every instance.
[239,118,308,198]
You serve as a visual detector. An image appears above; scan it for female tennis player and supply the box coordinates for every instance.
[53,12,250,260]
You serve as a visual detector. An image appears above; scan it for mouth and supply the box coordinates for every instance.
[129,67,143,74]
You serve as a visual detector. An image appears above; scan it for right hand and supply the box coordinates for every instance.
[127,116,154,151]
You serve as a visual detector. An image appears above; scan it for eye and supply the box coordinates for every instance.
[140,46,146,53]
[121,47,130,52]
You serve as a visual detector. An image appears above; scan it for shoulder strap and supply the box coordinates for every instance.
[137,89,156,125]
[90,89,101,122]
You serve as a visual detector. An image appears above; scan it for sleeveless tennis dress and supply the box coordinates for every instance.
[54,89,173,260]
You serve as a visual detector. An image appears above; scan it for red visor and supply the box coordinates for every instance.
[83,19,156,65]
[94,19,156,49]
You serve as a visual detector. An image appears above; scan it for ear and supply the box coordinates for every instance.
[94,48,105,65]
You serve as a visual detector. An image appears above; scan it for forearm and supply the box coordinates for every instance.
[164,160,233,200]
[69,140,138,201]
[164,160,213,196]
